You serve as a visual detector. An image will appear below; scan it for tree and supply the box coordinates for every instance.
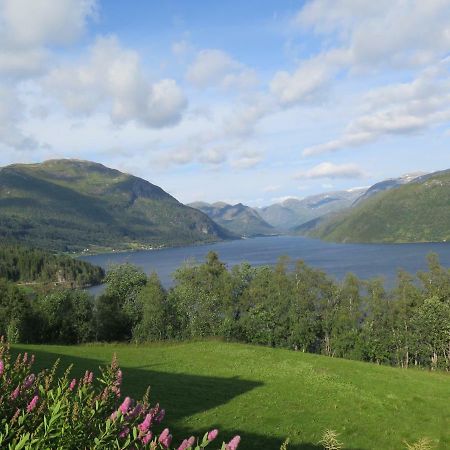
[36,290,95,344]
[412,297,450,369]
[132,273,172,342]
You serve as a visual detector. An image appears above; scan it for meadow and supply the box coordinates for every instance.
[13,340,450,450]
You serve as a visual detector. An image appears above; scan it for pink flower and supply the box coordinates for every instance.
[128,403,143,419]
[155,408,165,423]
[87,372,93,384]
[119,427,130,438]
[141,432,153,445]
[23,374,35,389]
[178,436,196,450]
[69,379,77,391]
[10,386,20,400]
[22,353,28,364]
[110,411,118,421]
[0,359,4,376]
[119,396,132,414]
[208,429,219,441]
[158,428,172,448]
[26,395,38,413]
[138,413,153,433]
[227,435,241,450]
[116,369,123,385]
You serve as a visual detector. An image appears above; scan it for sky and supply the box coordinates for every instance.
[0,0,450,206]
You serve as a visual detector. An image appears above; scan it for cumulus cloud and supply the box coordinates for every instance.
[186,49,258,89]
[303,59,450,156]
[295,0,450,68]
[271,1,450,108]
[270,49,349,107]
[0,0,97,47]
[43,36,187,128]
[296,162,365,179]
[0,0,97,78]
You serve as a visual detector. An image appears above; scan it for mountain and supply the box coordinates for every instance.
[0,159,233,252]
[257,188,366,231]
[188,201,276,237]
[352,172,425,205]
[309,169,450,243]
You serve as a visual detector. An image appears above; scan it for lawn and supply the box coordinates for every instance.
[13,340,450,450]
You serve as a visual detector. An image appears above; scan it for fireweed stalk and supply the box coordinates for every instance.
[0,337,240,449]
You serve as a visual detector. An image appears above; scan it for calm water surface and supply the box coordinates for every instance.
[81,236,450,293]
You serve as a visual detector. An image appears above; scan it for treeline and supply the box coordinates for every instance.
[1,251,449,370]
[0,244,104,287]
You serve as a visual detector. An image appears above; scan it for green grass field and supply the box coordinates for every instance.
[13,341,450,450]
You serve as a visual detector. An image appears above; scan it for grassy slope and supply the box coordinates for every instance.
[311,171,450,243]
[0,160,231,252]
[14,341,450,450]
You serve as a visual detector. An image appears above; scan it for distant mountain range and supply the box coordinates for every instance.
[308,170,450,243]
[0,159,447,251]
[256,189,366,230]
[0,159,233,252]
[191,169,450,244]
[188,201,276,237]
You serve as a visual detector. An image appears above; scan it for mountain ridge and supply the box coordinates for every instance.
[0,159,234,252]
[308,169,450,243]
[188,201,276,237]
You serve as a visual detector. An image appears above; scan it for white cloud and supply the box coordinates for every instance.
[0,0,97,47]
[0,86,38,151]
[186,49,258,89]
[303,59,450,156]
[297,162,365,179]
[44,36,187,128]
[272,1,450,108]
[223,94,273,137]
[295,0,450,69]
[270,49,349,107]
[230,150,263,170]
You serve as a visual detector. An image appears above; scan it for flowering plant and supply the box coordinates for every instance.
[0,338,239,449]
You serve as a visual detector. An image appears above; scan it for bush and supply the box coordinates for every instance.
[0,338,240,449]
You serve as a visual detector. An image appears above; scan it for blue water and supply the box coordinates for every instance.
[81,236,450,294]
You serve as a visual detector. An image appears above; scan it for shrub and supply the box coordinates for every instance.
[0,338,239,449]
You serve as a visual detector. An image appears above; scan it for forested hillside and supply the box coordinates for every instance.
[309,170,450,243]
[0,159,233,252]
[0,244,104,287]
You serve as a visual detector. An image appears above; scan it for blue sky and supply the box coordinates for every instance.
[1,0,450,206]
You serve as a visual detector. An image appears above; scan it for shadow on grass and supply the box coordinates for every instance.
[11,346,364,450]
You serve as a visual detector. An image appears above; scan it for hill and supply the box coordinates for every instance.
[352,172,425,206]
[0,159,233,252]
[0,243,104,288]
[310,169,450,243]
[15,340,450,450]
[188,201,276,237]
[257,188,366,231]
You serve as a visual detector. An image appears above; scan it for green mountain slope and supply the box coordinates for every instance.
[188,201,276,237]
[311,170,450,243]
[0,159,233,252]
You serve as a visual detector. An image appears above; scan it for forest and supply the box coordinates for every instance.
[0,244,104,288]
[1,250,449,371]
